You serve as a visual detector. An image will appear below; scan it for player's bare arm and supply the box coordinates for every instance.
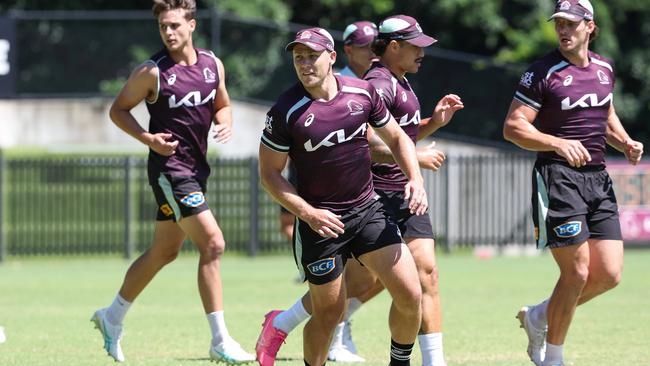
[109,62,179,156]
[258,144,344,238]
[605,104,644,165]
[417,93,464,140]
[368,128,445,171]
[212,57,233,144]
[503,99,591,167]
[373,118,428,215]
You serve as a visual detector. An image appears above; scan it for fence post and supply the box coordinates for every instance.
[124,156,134,259]
[248,157,259,256]
[0,151,5,263]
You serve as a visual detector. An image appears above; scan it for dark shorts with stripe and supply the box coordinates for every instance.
[150,173,210,222]
[293,197,403,285]
[376,189,434,240]
[532,160,621,249]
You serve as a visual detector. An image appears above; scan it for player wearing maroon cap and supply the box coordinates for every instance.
[362,14,463,366]
[503,1,643,365]
[257,27,427,366]
[339,21,378,79]
[90,0,254,363]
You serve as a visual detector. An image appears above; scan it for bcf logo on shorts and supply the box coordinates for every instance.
[180,192,206,208]
[307,258,336,276]
[553,221,582,238]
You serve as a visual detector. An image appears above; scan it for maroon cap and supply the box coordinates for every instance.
[285,27,335,52]
[549,0,594,22]
[378,15,437,47]
[343,21,378,46]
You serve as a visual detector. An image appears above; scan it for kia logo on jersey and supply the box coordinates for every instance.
[168,89,216,108]
[561,93,612,110]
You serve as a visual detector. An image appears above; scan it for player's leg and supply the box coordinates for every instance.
[406,236,445,366]
[359,243,422,365]
[91,202,185,362]
[304,275,347,366]
[577,239,623,305]
[179,209,254,363]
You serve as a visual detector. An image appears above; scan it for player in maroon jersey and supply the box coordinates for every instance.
[257,26,427,366]
[503,1,643,365]
[91,0,254,363]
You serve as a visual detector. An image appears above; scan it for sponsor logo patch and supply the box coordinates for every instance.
[304,113,315,127]
[203,67,216,83]
[264,115,273,133]
[559,0,571,11]
[597,69,610,84]
[160,203,174,217]
[520,72,534,88]
[401,91,408,102]
[363,25,375,36]
[307,258,336,276]
[347,100,364,116]
[563,75,573,86]
[553,221,582,238]
[167,74,176,86]
[180,192,206,208]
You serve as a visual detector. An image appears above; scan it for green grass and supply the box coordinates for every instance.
[0,250,649,365]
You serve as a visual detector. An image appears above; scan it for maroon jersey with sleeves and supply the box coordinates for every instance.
[261,75,391,214]
[145,48,220,183]
[513,49,615,166]
[365,62,421,191]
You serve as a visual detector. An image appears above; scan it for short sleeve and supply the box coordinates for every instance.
[366,75,396,110]
[367,85,391,129]
[260,107,291,153]
[513,64,545,112]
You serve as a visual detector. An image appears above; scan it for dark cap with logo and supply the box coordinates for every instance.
[343,21,378,46]
[549,0,594,22]
[285,27,335,52]
[378,15,436,47]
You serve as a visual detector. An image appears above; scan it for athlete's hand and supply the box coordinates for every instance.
[431,94,464,128]
[624,139,644,165]
[554,138,591,167]
[303,208,345,238]
[404,180,428,215]
[212,123,232,144]
[149,133,179,156]
[417,141,445,171]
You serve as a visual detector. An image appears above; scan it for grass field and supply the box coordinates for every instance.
[0,250,649,366]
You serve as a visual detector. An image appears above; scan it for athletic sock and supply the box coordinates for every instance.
[390,339,413,366]
[273,298,310,333]
[207,311,231,345]
[418,333,445,366]
[106,293,131,325]
[543,343,563,365]
[344,297,363,321]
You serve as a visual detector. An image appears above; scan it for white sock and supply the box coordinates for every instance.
[543,343,563,365]
[272,298,310,333]
[344,297,363,321]
[418,333,445,366]
[207,311,231,345]
[330,321,345,348]
[530,299,549,329]
[106,294,131,325]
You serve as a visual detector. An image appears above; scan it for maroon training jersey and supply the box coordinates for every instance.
[514,49,614,166]
[365,61,421,191]
[261,75,391,214]
[145,48,220,182]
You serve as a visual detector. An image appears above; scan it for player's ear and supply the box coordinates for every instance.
[329,50,337,65]
[189,18,196,32]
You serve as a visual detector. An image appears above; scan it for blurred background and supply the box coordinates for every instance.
[0,0,649,260]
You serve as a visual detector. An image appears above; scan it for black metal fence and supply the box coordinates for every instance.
[0,153,536,260]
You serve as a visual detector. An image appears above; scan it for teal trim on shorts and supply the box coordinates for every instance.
[158,174,182,222]
[535,168,549,249]
[294,218,305,281]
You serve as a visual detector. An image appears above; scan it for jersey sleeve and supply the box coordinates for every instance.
[260,106,291,153]
[366,75,396,110]
[367,84,391,129]
[513,63,545,112]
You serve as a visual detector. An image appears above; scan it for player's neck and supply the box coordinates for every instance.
[379,58,406,81]
[349,63,366,78]
[559,44,590,68]
[168,43,198,66]
[305,73,338,102]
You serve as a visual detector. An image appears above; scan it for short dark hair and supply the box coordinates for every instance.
[589,24,599,43]
[152,0,196,20]
[371,38,391,57]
